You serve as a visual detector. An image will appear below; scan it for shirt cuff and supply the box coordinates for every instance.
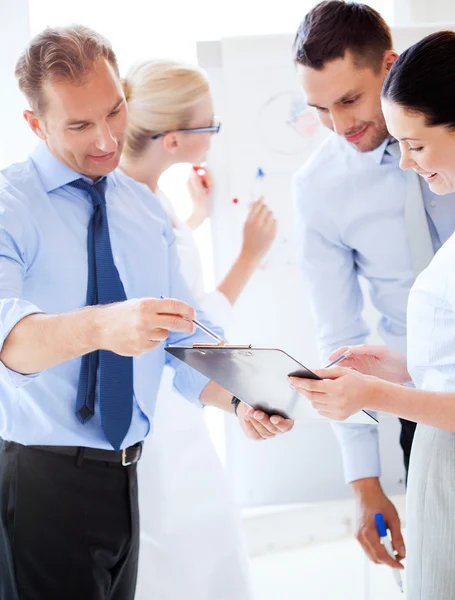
[331,421,381,484]
[0,298,44,387]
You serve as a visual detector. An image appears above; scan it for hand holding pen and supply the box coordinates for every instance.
[375,513,404,593]
[160,296,225,344]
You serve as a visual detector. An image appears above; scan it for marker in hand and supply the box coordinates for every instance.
[160,296,225,344]
[192,165,209,190]
[374,513,404,594]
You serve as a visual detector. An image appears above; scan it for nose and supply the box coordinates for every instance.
[95,122,117,154]
[399,144,416,171]
[330,110,354,136]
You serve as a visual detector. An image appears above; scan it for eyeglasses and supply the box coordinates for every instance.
[151,117,221,140]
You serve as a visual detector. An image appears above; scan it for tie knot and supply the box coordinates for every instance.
[69,177,106,207]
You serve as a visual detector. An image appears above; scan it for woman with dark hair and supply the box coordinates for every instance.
[290,30,455,599]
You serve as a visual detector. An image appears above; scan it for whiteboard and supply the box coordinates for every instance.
[198,24,455,506]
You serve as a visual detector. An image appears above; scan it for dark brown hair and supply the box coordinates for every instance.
[15,25,119,115]
[293,1,392,72]
[382,30,455,131]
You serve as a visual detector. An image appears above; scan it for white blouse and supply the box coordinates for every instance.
[156,188,232,329]
[407,231,455,393]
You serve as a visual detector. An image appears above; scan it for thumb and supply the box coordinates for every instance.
[388,513,406,559]
[312,366,346,380]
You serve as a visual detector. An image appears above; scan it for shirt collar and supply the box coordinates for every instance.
[364,137,391,165]
[31,141,118,192]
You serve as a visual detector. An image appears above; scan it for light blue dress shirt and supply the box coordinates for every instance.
[293,133,455,482]
[0,143,222,449]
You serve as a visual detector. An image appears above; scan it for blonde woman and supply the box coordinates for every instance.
[120,60,276,600]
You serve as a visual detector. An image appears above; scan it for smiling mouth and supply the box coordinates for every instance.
[89,152,116,161]
[416,170,437,182]
[344,126,368,143]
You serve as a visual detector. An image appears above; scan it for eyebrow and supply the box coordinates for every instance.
[65,98,124,127]
[400,137,421,142]
[307,89,361,110]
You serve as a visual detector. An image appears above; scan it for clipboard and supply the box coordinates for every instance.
[165,344,378,425]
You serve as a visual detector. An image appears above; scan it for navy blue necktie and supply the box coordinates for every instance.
[69,178,133,450]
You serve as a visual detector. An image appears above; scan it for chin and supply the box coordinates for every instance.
[430,181,453,196]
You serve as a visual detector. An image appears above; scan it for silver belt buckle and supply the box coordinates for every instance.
[121,443,142,467]
[121,447,133,467]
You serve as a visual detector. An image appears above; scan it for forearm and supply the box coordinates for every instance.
[216,252,258,306]
[199,381,235,413]
[371,379,455,431]
[0,306,101,374]
[186,210,206,231]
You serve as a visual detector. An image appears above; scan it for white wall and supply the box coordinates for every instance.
[394,0,455,24]
[0,0,34,167]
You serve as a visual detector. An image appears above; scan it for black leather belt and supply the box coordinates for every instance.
[2,440,143,467]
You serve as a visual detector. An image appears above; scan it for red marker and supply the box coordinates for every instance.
[192,165,209,190]
[232,198,239,204]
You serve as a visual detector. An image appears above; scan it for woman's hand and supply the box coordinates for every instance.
[240,198,277,264]
[328,345,411,384]
[186,166,213,230]
[289,367,381,421]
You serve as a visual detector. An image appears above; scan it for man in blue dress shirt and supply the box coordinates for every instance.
[292,1,455,571]
[0,26,293,600]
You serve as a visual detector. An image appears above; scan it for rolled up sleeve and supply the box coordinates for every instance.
[0,199,44,386]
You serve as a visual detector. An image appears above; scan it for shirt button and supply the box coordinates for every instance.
[430,200,437,207]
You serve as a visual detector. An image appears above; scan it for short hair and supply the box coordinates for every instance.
[123,60,210,158]
[382,30,455,130]
[293,1,393,72]
[15,25,119,115]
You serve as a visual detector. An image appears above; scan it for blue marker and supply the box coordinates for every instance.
[374,513,404,593]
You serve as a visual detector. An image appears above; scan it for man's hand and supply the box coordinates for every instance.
[352,477,405,569]
[98,297,196,357]
[237,402,295,440]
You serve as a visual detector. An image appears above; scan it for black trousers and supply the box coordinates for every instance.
[399,417,417,482]
[0,440,139,600]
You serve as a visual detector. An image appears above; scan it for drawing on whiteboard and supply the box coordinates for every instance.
[257,91,321,155]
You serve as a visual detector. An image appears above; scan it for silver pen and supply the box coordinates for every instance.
[190,317,225,344]
[324,349,352,368]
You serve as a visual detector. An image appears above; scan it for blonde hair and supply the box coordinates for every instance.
[15,25,119,115]
[122,60,210,158]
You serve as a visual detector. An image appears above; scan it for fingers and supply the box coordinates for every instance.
[328,346,351,361]
[148,328,170,342]
[240,406,294,440]
[329,345,387,360]
[388,516,406,560]
[152,313,195,335]
[155,297,196,321]
[361,529,404,569]
[270,414,295,432]
[250,410,295,435]
[312,366,347,380]
[289,367,346,397]
[357,519,404,569]
[241,409,274,440]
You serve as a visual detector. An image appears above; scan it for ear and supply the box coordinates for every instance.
[383,49,399,73]
[23,110,47,141]
[161,132,180,155]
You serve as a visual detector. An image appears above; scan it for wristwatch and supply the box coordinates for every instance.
[231,395,241,416]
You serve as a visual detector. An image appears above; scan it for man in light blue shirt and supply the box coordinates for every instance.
[292,1,455,571]
[0,26,293,600]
